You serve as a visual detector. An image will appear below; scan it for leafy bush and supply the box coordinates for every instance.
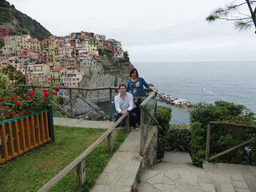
[166,124,191,152]
[190,101,256,167]
[156,106,172,159]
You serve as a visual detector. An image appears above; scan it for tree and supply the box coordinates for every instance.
[206,0,256,33]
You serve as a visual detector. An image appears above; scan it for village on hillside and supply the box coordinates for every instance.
[0,25,126,87]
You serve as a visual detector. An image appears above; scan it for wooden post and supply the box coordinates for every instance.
[205,123,211,161]
[70,88,73,118]
[76,159,85,185]
[125,114,129,131]
[140,109,145,156]
[107,131,113,152]
[109,88,113,121]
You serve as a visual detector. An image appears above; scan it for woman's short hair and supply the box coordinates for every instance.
[130,68,139,77]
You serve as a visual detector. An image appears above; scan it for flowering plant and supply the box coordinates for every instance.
[0,86,60,121]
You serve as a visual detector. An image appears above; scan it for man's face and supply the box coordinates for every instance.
[119,86,126,94]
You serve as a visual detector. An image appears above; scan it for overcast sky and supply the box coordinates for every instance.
[6,0,256,62]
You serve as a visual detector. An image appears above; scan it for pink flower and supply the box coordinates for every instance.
[5,106,9,109]
[0,107,3,110]
[51,91,56,95]
[44,97,47,101]
[15,102,20,107]
[13,94,18,98]
[33,86,38,88]
[73,109,76,112]
[103,117,107,120]
[11,97,15,100]
[81,118,84,120]
[54,87,60,92]
[85,116,89,119]
[0,98,4,102]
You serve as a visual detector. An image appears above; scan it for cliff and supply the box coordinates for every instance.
[79,55,134,101]
[0,0,52,41]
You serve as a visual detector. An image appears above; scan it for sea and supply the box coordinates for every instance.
[132,61,256,124]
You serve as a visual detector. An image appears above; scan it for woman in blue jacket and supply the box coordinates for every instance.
[126,68,157,126]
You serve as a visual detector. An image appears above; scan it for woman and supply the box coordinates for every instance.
[126,68,156,97]
[126,68,157,127]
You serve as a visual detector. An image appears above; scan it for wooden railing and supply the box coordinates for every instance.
[139,91,159,156]
[38,114,129,191]
[205,121,256,162]
[0,107,54,164]
[19,85,120,121]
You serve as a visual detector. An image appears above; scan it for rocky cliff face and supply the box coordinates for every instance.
[79,59,134,101]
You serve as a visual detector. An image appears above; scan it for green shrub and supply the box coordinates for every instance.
[189,101,256,167]
[166,124,191,152]
[156,106,172,159]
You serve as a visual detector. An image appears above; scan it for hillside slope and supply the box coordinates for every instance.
[0,0,52,40]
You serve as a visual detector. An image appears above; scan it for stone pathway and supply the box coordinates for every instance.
[53,117,114,129]
[137,152,254,192]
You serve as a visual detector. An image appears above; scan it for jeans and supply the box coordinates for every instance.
[115,111,138,127]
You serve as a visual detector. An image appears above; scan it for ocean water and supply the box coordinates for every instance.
[133,61,256,124]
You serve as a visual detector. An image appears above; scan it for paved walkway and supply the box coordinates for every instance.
[137,152,255,192]
[53,117,114,129]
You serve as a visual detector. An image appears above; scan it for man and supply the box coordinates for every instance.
[114,84,138,128]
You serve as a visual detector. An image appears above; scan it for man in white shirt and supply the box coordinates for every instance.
[114,84,137,128]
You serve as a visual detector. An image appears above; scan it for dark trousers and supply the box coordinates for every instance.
[115,111,137,127]
[134,98,142,125]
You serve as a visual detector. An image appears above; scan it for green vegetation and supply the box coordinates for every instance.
[167,124,191,152]
[190,101,256,167]
[0,125,130,191]
[0,0,52,41]
[0,65,26,99]
[156,106,172,159]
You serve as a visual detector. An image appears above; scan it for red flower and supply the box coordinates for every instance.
[15,102,20,107]
[29,97,33,100]
[28,92,35,96]
[51,91,56,95]
[7,111,11,114]
[44,97,47,101]
[33,86,38,88]
[0,98,4,102]
[54,87,60,92]
[22,96,27,99]
[14,94,18,98]
[44,92,49,97]
[23,110,29,114]
[43,89,47,92]
[11,97,15,100]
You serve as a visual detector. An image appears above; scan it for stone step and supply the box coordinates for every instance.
[137,152,256,192]
[203,162,254,192]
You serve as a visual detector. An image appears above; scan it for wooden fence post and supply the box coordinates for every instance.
[70,88,73,118]
[107,131,113,152]
[125,114,130,131]
[109,88,112,121]
[205,123,211,161]
[76,159,85,185]
[140,109,145,156]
